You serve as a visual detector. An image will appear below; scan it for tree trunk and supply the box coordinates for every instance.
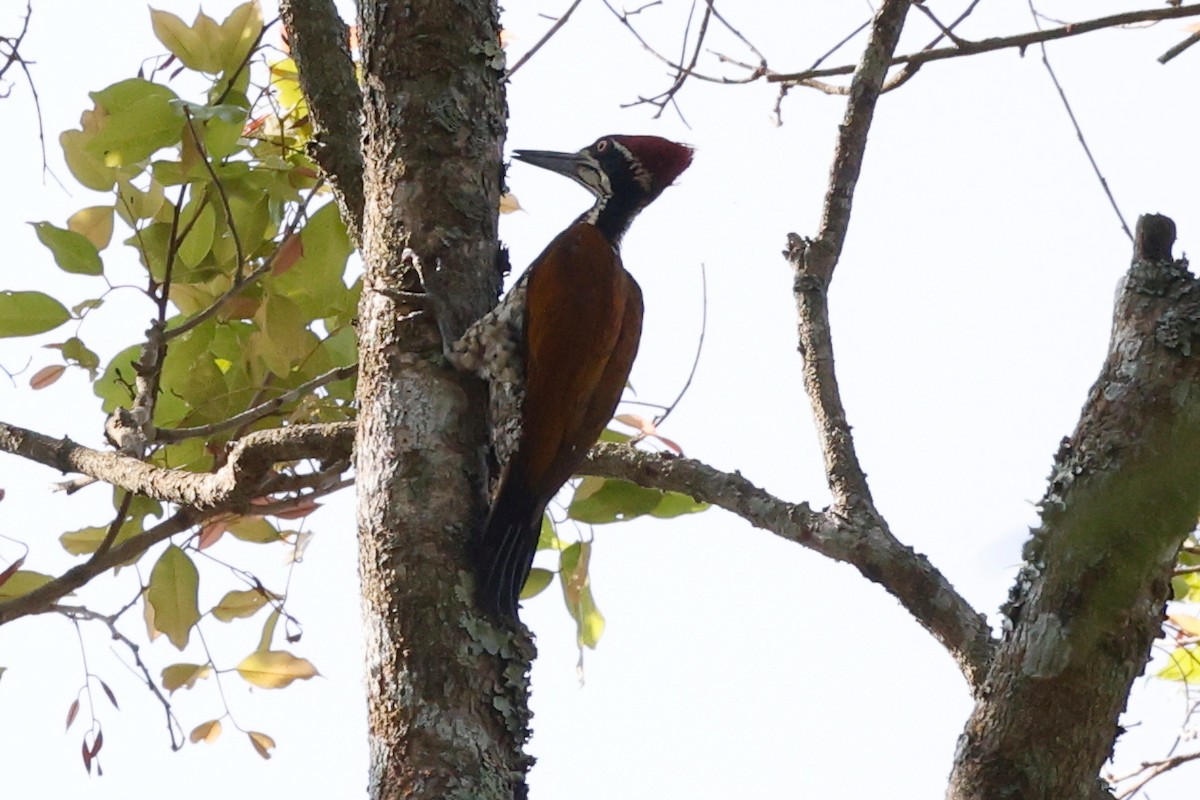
[354,2,531,798]
[947,215,1199,800]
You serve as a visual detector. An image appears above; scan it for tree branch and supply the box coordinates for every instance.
[949,215,1200,798]
[769,3,1200,85]
[279,0,364,243]
[582,443,995,688]
[0,510,196,626]
[0,420,355,511]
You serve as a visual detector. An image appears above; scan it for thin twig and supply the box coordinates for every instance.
[506,0,585,77]
[55,604,184,751]
[0,511,197,626]
[164,181,324,341]
[156,363,357,442]
[1025,0,1132,242]
[770,3,1200,84]
[1159,28,1200,64]
[655,263,706,429]
[1115,750,1200,799]
[182,110,246,278]
[93,490,134,559]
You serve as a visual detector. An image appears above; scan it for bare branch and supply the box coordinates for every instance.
[506,0,585,77]
[279,0,364,243]
[582,442,995,687]
[770,3,1200,85]
[54,604,185,751]
[1024,0,1133,242]
[0,420,354,511]
[0,511,197,626]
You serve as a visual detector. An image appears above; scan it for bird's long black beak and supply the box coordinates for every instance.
[511,148,587,179]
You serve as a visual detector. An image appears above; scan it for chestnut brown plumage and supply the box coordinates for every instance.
[457,134,693,619]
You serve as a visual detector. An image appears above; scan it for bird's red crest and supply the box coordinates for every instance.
[611,135,694,192]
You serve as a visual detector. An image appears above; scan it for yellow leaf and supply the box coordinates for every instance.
[146,545,201,650]
[519,568,554,600]
[226,516,279,544]
[67,206,114,250]
[217,2,264,74]
[189,719,222,744]
[29,365,66,390]
[150,8,217,73]
[59,129,116,191]
[0,570,55,601]
[60,525,108,556]
[257,608,280,652]
[236,650,319,689]
[116,177,165,223]
[143,587,161,642]
[161,663,212,694]
[211,588,274,622]
[499,192,522,214]
[247,730,275,759]
[1169,612,1200,637]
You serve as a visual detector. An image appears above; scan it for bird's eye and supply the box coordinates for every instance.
[595,140,609,153]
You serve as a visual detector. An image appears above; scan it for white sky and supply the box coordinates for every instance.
[1,1,1198,798]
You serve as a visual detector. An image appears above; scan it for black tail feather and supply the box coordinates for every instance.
[475,475,544,618]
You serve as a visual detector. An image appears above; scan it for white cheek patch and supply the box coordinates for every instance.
[580,164,611,198]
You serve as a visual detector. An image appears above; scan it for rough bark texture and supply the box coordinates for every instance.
[279,0,365,244]
[354,2,530,799]
[947,215,1200,800]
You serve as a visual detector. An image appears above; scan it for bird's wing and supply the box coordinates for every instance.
[519,222,644,497]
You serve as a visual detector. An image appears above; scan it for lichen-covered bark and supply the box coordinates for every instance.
[353,1,531,798]
[947,216,1200,800]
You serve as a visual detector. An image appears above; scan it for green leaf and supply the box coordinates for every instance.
[161,662,212,693]
[268,202,353,318]
[252,293,319,377]
[178,202,216,268]
[150,8,219,73]
[30,222,104,275]
[568,478,664,524]
[59,526,110,556]
[535,513,562,551]
[216,1,264,74]
[60,129,117,191]
[568,478,707,524]
[146,545,201,650]
[649,491,709,519]
[1172,571,1200,603]
[559,542,605,648]
[257,608,280,652]
[85,79,182,167]
[0,291,70,338]
[45,337,101,378]
[0,571,55,601]
[116,177,166,224]
[226,517,280,544]
[94,344,141,413]
[72,298,104,316]
[211,588,274,621]
[519,568,554,600]
[235,650,319,689]
[598,427,633,444]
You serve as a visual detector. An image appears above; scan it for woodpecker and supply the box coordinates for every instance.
[449,134,693,619]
